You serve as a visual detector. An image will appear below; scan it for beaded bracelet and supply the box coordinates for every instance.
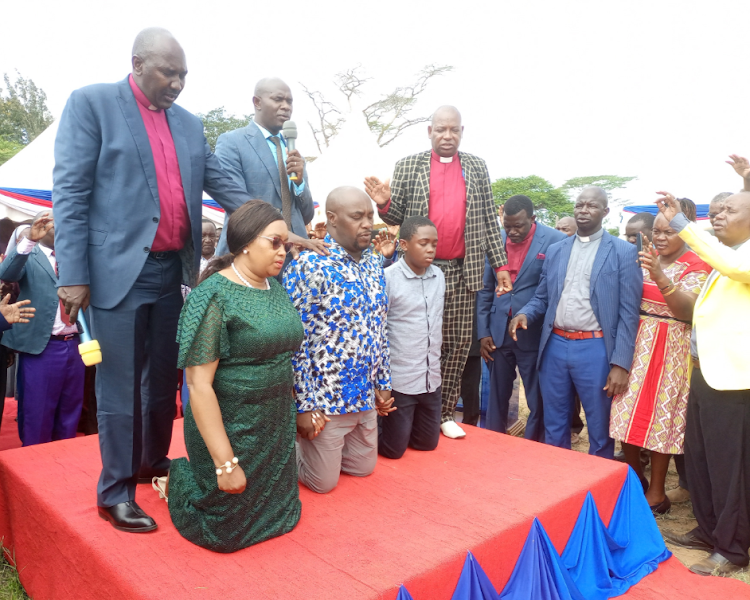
[215,457,239,476]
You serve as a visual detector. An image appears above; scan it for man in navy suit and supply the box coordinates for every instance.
[53,28,253,532]
[214,77,327,263]
[476,195,567,441]
[509,187,641,458]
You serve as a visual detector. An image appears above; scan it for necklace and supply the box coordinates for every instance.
[231,262,269,290]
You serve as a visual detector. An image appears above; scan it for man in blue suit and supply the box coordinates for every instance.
[509,187,641,458]
[53,28,253,532]
[214,77,327,263]
[0,211,85,447]
[476,195,567,441]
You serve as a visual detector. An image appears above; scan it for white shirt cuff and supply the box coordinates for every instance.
[16,237,37,255]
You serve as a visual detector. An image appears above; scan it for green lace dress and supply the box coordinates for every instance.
[168,273,303,553]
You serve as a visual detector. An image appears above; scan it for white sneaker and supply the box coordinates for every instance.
[152,476,168,503]
[441,421,466,439]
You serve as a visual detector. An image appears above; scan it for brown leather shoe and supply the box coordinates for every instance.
[666,486,691,503]
[662,529,713,552]
[689,553,743,577]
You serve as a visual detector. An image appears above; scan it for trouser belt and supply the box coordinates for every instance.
[552,328,603,340]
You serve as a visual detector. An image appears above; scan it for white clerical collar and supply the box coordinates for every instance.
[576,228,604,243]
[439,155,454,163]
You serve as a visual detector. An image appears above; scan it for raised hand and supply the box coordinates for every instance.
[654,191,681,221]
[727,154,750,180]
[0,295,35,324]
[28,213,54,242]
[638,237,663,281]
[373,229,396,258]
[364,176,391,207]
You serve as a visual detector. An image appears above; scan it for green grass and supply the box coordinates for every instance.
[0,544,29,600]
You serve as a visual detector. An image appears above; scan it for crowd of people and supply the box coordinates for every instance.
[0,26,747,578]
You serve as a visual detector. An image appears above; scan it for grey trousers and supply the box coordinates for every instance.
[296,409,377,494]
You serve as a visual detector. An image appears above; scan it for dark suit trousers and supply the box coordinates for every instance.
[486,331,543,442]
[460,357,482,426]
[378,388,441,459]
[685,368,750,566]
[90,253,182,507]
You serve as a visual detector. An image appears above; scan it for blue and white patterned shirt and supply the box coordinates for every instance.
[284,235,391,415]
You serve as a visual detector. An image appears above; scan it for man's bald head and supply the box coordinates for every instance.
[131,28,187,110]
[326,187,374,259]
[326,186,371,215]
[712,191,750,246]
[578,186,609,208]
[431,105,462,126]
[253,77,293,134]
[429,105,463,158]
[555,216,577,236]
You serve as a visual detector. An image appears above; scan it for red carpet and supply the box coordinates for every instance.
[0,422,747,600]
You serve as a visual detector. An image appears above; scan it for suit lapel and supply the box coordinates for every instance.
[116,79,159,208]
[460,152,472,220]
[166,109,193,222]
[33,247,57,283]
[415,151,431,214]
[556,236,574,298]
[590,233,613,293]
[515,225,544,283]
[245,123,282,197]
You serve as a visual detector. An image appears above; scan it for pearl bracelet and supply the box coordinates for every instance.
[215,457,239,476]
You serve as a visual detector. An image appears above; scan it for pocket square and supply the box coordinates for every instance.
[536,253,546,259]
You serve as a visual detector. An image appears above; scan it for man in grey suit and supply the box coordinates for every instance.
[214,78,327,262]
[53,28,252,532]
[509,187,641,458]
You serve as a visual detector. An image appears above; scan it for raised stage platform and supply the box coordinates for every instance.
[1,420,748,599]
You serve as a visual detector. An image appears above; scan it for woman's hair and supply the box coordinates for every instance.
[678,197,697,222]
[198,200,283,284]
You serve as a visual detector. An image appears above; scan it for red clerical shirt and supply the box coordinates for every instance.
[501,222,537,283]
[128,75,190,252]
[427,151,467,260]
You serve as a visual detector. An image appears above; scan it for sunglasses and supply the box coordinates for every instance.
[259,235,295,253]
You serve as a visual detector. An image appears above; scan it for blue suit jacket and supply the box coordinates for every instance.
[519,231,642,370]
[0,246,62,354]
[476,223,568,352]
[214,122,314,255]
[52,77,252,309]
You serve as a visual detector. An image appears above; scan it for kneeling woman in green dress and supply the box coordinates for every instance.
[155,200,307,553]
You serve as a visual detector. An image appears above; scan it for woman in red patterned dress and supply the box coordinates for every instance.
[610,211,710,514]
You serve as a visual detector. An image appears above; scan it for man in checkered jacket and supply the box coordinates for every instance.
[365,106,511,439]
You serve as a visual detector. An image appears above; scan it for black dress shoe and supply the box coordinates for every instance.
[614,450,627,462]
[98,501,158,533]
[136,467,169,484]
[662,529,713,552]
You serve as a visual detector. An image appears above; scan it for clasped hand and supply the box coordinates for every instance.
[217,464,247,494]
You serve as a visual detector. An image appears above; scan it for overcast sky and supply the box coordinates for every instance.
[3,0,749,222]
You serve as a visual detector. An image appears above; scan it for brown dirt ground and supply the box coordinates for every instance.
[458,384,750,585]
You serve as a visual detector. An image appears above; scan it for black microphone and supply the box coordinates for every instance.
[282,120,299,182]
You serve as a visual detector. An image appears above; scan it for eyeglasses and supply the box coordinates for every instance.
[259,235,295,253]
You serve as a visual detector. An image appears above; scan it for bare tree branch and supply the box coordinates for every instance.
[300,83,344,152]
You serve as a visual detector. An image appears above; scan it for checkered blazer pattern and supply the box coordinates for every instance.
[380,150,507,292]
